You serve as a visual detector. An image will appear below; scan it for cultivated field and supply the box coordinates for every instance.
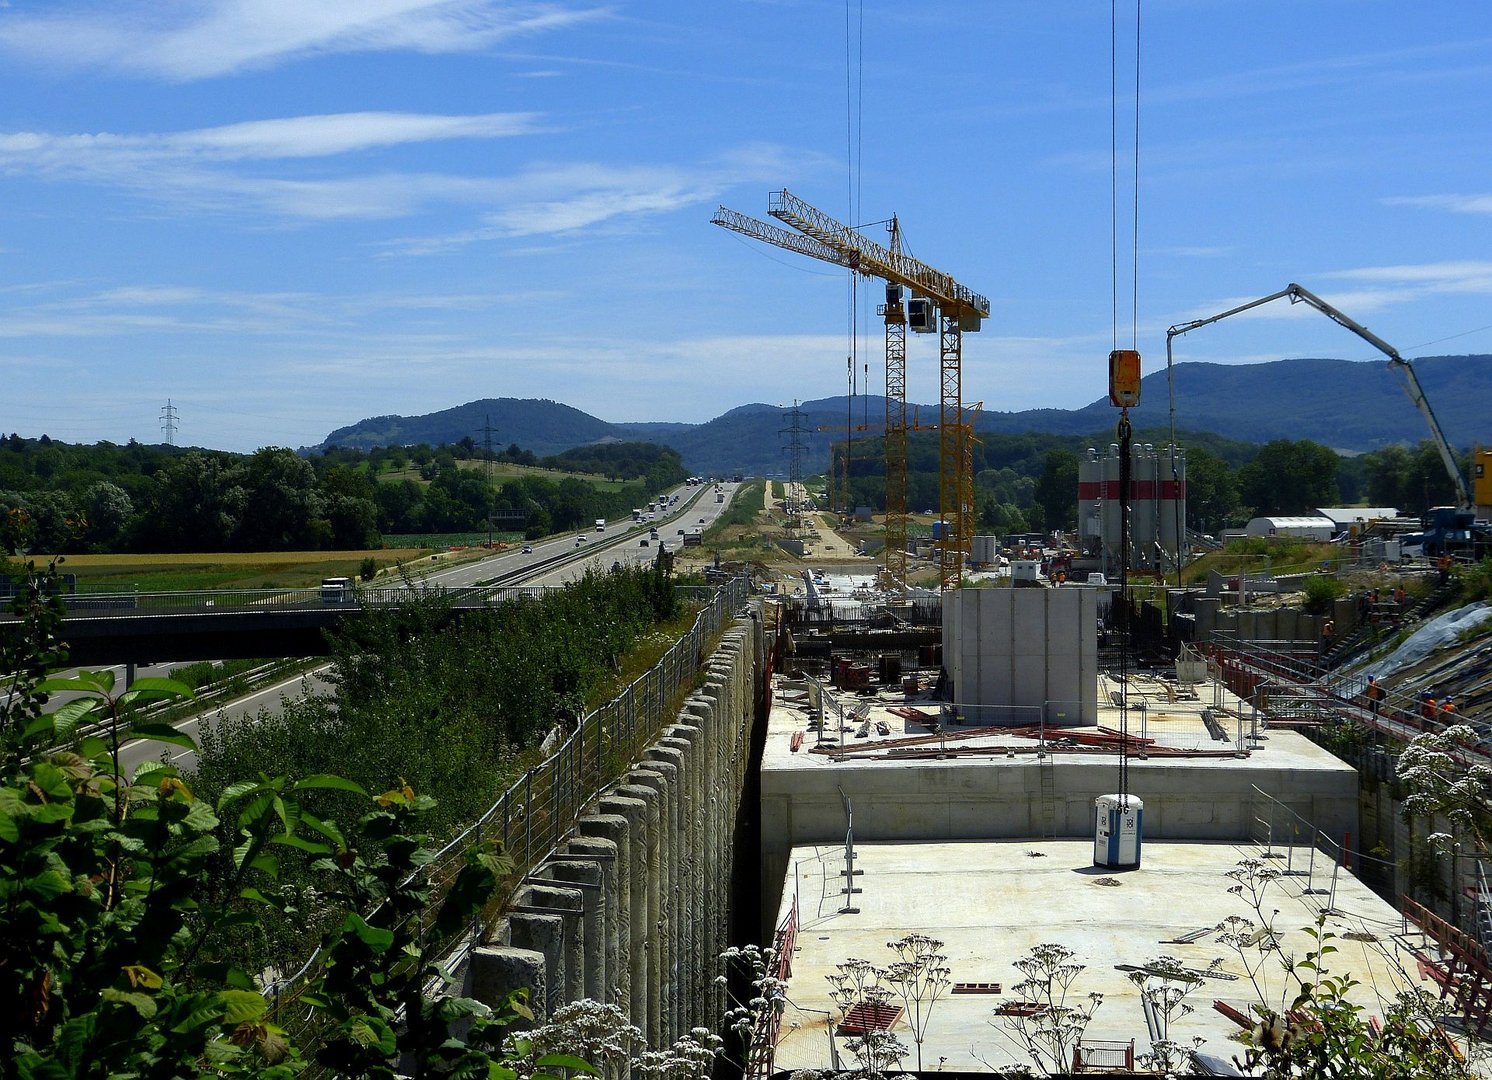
[39,549,431,592]
[379,459,627,491]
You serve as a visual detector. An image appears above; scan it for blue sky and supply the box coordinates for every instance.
[2,1,1490,453]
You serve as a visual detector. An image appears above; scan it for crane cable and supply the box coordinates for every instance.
[844,0,864,516]
[1112,1,1143,802]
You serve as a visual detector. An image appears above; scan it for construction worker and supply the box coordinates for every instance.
[1439,697,1457,722]
[1438,553,1453,585]
[1320,618,1335,655]
[1421,694,1438,724]
[1365,675,1385,717]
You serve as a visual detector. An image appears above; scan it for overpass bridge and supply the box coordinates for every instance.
[1,583,554,665]
[2,480,736,666]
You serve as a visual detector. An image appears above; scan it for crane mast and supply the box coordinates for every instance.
[1166,283,1472,512]
[712,190,988,591]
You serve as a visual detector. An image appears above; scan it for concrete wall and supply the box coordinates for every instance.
[944,586,1098,725]
[759,753,1358,932]
[468,610,763,1048]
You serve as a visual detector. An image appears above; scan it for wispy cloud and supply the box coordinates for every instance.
[0,112,546,220]
[0,280,556,340]
[1383,193,1492,216]
[0,0,609,81]
[380,142,816,252]
[0,111,541,170]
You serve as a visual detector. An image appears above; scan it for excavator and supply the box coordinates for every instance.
[1167,283,1489,559]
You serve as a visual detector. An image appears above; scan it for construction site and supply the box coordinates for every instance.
[702,45,1492,1078]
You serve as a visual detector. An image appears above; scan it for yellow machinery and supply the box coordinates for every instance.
[1475,448,1492,520]
[712,190,989,591]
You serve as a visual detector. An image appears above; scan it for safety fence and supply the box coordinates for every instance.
[268,574,752,1023]
[1246,783,1396,918]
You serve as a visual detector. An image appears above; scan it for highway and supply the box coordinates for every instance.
[110,479,741,776]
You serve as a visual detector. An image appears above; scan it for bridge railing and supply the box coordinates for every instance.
[9,583,558,617]
[267,574,753,1019]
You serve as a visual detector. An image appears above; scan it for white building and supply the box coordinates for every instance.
[1244,515,1336,541]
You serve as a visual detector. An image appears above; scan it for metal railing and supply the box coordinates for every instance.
[4,583,558,618]
[268,575,752,1021]
[1246,783,1396,917]
[746,895,799,1080]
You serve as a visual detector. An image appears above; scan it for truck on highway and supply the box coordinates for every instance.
[595,518,606,531]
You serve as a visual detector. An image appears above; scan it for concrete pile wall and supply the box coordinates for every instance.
[467,612,762,1048]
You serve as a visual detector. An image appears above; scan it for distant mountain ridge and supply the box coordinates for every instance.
[317,355,1490,474]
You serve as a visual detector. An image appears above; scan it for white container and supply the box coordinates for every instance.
[1094,793,1143,869]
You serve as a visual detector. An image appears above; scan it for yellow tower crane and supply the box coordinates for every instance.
[712,189,989,591]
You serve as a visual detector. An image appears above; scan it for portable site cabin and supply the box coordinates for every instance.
[1244,516,1336,542]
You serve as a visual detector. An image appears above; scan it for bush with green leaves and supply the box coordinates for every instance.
[1302,574,1345,615]
[0,559,586,1078]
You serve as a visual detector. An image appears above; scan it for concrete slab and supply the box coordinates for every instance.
[762,671,1361,940]
[769,838,1444,1075]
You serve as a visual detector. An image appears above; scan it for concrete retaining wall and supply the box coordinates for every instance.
[468,610,763,1047]
[759,752,1358,923]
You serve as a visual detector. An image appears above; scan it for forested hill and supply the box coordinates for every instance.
[315,355,1491,475]
[321,398,618,457]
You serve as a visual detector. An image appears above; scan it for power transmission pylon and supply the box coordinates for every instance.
[159,400,178,446]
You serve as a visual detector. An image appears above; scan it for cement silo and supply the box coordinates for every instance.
[1078,448,1103,553]
[1131,443,1158,570]
[1158,444,1187,570]
[1102,444,1123,566]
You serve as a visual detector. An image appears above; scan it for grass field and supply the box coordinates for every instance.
[42,549,430,592]
[383,532,523,548]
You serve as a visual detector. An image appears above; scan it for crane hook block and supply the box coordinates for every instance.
[1109,349,1142,408]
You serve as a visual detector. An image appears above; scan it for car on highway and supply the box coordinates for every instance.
[522,545,533,554]
[575,535,588,546]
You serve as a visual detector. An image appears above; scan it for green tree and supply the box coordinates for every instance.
[0,561,543,1078]
[1034,449,1079,532]
[82,480,133,551]
[137,451,246,551]
[1237,440,1339,516]
[1362,444,1412,509]
[235,447,325,550]
[1184,446,1239,533]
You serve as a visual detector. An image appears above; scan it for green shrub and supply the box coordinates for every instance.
[1302,574,1344,614]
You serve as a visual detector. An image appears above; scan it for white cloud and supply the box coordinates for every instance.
[1384,193,1492,215]
[0,0,609,81]
[0,111,540,171]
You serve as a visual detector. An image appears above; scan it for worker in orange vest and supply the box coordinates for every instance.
[1421,694,1437,722]
[1365,675,1385,717]
[1439,697,1456,722]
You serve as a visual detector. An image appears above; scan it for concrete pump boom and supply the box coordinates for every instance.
[1166,282,1471,511]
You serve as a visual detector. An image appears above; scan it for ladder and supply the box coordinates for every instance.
[1039,758,1058,838]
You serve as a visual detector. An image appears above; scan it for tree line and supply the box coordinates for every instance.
[833,429,1469,536]
[0,433,687,553]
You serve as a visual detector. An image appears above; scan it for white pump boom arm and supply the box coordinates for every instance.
[1166,283,1471,511]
